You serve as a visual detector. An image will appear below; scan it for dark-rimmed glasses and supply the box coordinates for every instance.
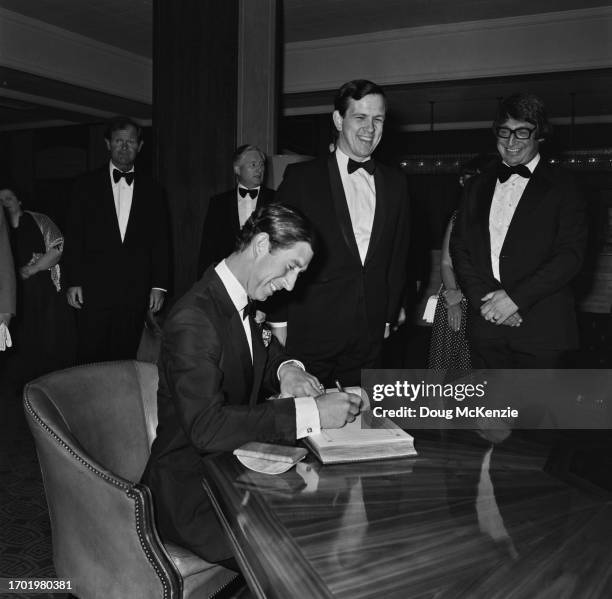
[494,126,536,140]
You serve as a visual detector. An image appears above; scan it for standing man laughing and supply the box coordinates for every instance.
[451,93,587,368]
[268,79,411,387]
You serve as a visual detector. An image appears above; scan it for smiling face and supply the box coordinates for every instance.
[105,124,143,171]
[246,237,313,302]
[496,117,540,167]
[333,94,385,161]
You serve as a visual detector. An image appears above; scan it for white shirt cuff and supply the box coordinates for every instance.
[294,396,321,439]
[268,321,287,328]
[277,359,305,380]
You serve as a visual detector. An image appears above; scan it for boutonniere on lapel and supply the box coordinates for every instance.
[259,323,272,348]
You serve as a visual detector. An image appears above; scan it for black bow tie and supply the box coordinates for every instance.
[239,187,258,200]
[242,298,257,321]
[347,158,376,175]
[497,163,531,183]
[113,169,134,185]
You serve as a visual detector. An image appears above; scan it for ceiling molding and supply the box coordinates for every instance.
[397,115,612,132]
[0,7,152,103]
[284,6,612,93]
[0,88,150,123]
[0,119,74,132]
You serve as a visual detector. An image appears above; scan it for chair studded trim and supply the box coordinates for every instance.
[24,392,182,599]
[128,485,182,599]
[24,396,131,489]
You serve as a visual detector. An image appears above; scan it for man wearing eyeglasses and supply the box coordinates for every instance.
[451,93,587,368]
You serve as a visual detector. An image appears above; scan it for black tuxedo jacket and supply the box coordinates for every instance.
[451,161,587,349]
[270,153,410,359]
[142,267,295,562]
[197,186,275,276]
[63,166,169,308]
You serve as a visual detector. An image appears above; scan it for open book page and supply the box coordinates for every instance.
[314,413,409,447]
[310,387,413,449]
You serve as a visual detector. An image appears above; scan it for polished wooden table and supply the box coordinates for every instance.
[202,435,612,599]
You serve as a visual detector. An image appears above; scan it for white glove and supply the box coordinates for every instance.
[0,322,12,351]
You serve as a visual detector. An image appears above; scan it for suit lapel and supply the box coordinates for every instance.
[209,272,253,398]
[364,164,386,265]
[122,173,141,245]
[473,171,498,278]
[102,169,123,246]
[229,313,253,394]
[327,154,361,262]
[230,189,241,237]
[503,161,551,247]
[259,187,274,207]
[250,320,267,406]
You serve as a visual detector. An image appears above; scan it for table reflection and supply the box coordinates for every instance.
[203,432,612,599]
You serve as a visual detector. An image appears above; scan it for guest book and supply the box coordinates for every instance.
[304,387,417,464]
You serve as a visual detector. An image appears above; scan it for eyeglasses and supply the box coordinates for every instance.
[494,126,536,140]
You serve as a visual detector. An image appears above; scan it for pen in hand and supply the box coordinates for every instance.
[335,380,345,393]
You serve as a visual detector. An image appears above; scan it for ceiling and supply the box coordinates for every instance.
[0,0,610,131]
[1,0,608,55]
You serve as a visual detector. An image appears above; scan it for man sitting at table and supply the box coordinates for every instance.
[142,203,362,566]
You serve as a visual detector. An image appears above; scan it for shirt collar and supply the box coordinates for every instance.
[215,259,248,313]
[335,148,349,172]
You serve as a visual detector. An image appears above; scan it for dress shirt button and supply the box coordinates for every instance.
[307,427,313,434]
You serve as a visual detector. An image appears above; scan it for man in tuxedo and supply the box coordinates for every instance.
[451,93,587,368]
[197,144,274,277]
[142,203,362,564]
[268,79,411,387]
[64,116,169,363]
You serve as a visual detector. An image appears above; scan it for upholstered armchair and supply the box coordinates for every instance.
[24,361,243,599]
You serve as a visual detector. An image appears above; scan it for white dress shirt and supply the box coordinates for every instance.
[237,186,260,228]
[336,148,376,264]
[489,154,540,281]
[215,260,321,438]
[109,160,134,242]
[109,160,166,294]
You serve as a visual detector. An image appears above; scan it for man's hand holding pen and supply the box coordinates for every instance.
[314,380,362,428]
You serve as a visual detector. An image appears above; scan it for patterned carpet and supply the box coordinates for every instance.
[0,379,71,599]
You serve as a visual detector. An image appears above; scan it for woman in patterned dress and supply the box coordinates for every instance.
[427,211,471,371]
